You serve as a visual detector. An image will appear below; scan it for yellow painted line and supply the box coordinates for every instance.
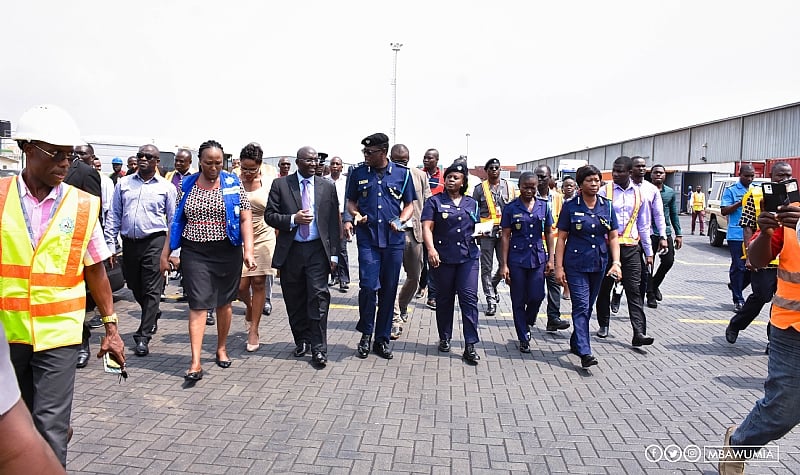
[675,259,728,267]
[679,319,767,326]
[330,304,361,310]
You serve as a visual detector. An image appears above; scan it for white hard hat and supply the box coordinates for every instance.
[12,104,85,146]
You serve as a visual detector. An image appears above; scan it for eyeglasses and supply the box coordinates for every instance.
[298,157,319,164]
[240,167,260,174]
[31,143,73,162]
[362,148,383,156]
[136,152,159,161]
[487,166,500,171]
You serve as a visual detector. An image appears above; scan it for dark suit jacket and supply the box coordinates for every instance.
[265,173,341,269]
[64,159,102,198]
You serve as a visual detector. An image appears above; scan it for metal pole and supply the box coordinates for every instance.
[466,133,470,157]
[390,43,403,144]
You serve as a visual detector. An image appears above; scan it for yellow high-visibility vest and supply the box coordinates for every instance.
[0,176,99,351]
[480,180,517,225]
[605,182,642,245]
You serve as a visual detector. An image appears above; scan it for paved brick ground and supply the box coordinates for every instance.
[68,216,799,474]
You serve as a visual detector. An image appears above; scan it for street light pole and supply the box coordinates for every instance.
[390,43,403,144]
[465,133,470,158]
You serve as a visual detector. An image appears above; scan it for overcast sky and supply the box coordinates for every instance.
[3,1,799,167]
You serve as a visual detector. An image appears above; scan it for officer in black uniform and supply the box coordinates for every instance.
[421,160,482,364]
[344,133,416,360]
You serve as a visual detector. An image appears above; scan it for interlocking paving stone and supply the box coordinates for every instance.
[66,217,799,473]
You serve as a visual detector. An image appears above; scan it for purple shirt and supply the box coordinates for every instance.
[636,180,667,240]
[599,180,653,257]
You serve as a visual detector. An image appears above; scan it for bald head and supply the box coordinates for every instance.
[390,144,410,166]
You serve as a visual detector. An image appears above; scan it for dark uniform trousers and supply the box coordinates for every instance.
[509,264,545,341]
[479,235,504,303]
[729,267,777,335]
[122,233,166,342]
[281,239,330,352]
[545,272,563,324]
[355,243,404,343]
[596,244,647,335]
[434,259,480,344]
[397,229,423,312]
[566,270,605,356]
[10,343,79,466]
[335,230,350,285]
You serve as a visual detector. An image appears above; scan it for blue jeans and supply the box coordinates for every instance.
[566,270,605,356]
[732,325,800,452]
[728,240,751,304]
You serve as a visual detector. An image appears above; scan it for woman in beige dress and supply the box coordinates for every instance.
[237,143,277,352]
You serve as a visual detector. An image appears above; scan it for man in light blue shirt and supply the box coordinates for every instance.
[721,164,755,311]
[105,144,177,356]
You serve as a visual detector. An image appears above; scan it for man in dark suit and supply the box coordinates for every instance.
[265,146,341,367]
[64,144,103,368]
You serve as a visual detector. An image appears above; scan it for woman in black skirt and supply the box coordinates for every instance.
[161,140,256,381]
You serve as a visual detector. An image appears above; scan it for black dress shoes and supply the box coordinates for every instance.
[184,369,203,381]
[486,302,497,316]
[356,334,371,359]
[596,326,609,338]
[581,354,599,368]
[646,292,658,309]
[134,340,149,356]
[546,318,570,331]
[339,282,349,293]
[519,341,531,353]
[76,338,90,368]
[725,326,739,344]
[438,339,451,352]
[734,302,744,312]
[294,342,310,357]
[632,333,655,347]
[654,288,663,301]
[311,351,327,366]
[262,301,272,316]
[215,356,232,368]
[88,314,103,329]
[206,310,215,325]
[373,341,393,360]
[463,344,480,364]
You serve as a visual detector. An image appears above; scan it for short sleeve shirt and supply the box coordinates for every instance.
[557,195,618,273]
[721,181,750,241]
[500,197,551,268]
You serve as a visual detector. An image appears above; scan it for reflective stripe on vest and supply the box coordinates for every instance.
[0,177,98,351]
[605,182,642,245]
[771,226,800,330]
[480,180,516,225]
[741,188,780,266]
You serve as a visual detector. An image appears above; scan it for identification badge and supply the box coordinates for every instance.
[513,213,523,218]
[442,212,449,219]
[574,212,584,216]
[358,179,368,185]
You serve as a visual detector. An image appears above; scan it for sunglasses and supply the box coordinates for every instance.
[487,166,500,171]
[240,167,260,174]
[136,152,159,161]
[362,148,383,156]
[31,143,73,162]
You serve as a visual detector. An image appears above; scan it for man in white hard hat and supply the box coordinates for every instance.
[2,104,126,466]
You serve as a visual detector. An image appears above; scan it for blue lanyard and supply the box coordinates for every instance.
[17,177,65,249]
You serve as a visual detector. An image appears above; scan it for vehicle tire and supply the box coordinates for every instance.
[708,218,725,247]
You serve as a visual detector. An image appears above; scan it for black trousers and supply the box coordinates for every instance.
[335,236,350,284]
[122,233,165,342]
[281,239,330,353]
[729,267,777,332]
[545,271,562,323]
[596,245,647,335]
[648,234,675,294]
[10,343,79,467]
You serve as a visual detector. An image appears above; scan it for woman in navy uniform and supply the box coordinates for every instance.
[499,172,553,353]
[421,161,482,364]
[554,165,620,368]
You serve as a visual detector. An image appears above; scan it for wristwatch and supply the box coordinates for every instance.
[101,313,119,324]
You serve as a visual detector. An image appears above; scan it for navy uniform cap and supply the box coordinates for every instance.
[484,158,500,170]
[361,133,389,147]
[444,162,468,178]
[317,152,329,163]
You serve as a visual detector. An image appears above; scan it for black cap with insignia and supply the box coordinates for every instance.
[484,158,500,170]
[361,133,389,148]
[317,152,329,163]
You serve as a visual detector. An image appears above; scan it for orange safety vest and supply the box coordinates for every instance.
[480,180,517,225]
[0,176,99,351]
[771,225,800,330]
[605,182,642,245]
